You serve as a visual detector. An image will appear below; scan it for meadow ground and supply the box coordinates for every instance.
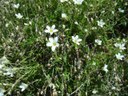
[0,0,128,96]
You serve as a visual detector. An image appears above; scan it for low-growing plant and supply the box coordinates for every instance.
[0,0,128,96]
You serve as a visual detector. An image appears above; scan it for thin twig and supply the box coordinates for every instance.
[69,83,84,96]
[7,71,30,95]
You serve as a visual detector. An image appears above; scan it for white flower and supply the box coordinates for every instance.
[61,13,67,19]
[114,43,126,50]
[0,64,5,70]
[122,39,126,42]
[112,11,114,14]
[115,53,124,60]
[49,83,56,89]
[114,43,120,47]
[72,35,82,45]
[19,83,28,92]
[112,86,116,90]
[29,21,32,25]
[60,0,68,2]
[118,8,124,13]
[12,3,20,9]
[3,68,14,77]
[16,26,19,30]
[5,23,9,27]
[46,37,59,51]
[101,10,105,13]
[84,29,88,32]
[62,25,66,29]
[74,21,79,25]
[0,88,5,96]
[103,64,108,73]
[118,43,126,50]
[44,25,58,35]
[92,89,98,94]
[0,56,10,64]
[24,23,29,26]
[95,39,102,45]
[73,0,84,5]
[15,13,23,19]
[97,19,105,27]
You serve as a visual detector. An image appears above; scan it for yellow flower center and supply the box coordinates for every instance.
[50,29,53,33]
[53,42,56,46]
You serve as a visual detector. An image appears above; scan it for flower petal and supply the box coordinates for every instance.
[52,46,56,51]
[54,37,58,42]
[46,42,52,47]
[44,30,49,33]
[46,26,50,30]
[49,38,53,42]
[53,29,58,32]
[52,25,55,29]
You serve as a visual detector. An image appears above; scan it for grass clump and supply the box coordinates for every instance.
[0,0,128,96]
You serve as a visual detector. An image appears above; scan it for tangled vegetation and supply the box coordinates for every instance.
[0,0,128,96]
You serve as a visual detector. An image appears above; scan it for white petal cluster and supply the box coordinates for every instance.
[0,56,10,64]
[12,3,20,9]
[118,8,124,13]
[61,13,67,19]
[72,35,82,45]
[46,37,59,51]
[45,24,82,52]
[114,40,126,60]
[15,13,23,19]
[115,53,124,60]
[0,56,15,77]
[0,56,9,70]
[0,88,5,96]
[92,89,98,94]
[19,83,28,92]
[44,25,58,35]
[114,43,126,50]
[95,39,102,45]
[103,64,108,73]
[73,0,84,5]
[60,0,68,2]
[3,67,15,77]
[97,19,105,27]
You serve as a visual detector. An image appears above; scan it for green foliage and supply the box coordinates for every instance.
[0,0,128,96]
